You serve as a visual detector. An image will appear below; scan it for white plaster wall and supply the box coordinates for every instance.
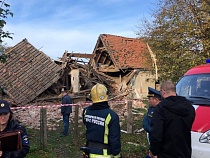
[133,71,156,98]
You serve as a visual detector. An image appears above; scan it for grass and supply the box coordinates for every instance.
[26,105,149,158]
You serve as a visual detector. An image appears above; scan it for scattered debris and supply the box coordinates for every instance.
[133,127,145,134]
[121,130,128,133]
[127,142,140,146]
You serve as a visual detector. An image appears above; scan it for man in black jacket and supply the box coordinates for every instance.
[61,87,72,136]
[149,81,195,158]
[82,83,121,158]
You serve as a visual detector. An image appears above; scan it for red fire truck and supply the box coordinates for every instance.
[176,59,210,158]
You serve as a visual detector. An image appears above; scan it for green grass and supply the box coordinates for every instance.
[27,125,86,158]
[26,106,149,158]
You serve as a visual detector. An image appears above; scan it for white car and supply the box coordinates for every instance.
[176,60,210,158]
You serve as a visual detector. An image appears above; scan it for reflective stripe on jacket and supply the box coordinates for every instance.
[82,101,121,156]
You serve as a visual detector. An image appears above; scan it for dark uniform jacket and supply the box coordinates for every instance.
[143,106,154,141]
[61,94,72,115]
[82,101,121,156]
[1,119,30,158]
[150,96,195,158]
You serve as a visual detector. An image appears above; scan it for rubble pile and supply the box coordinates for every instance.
[12,100,146,130]
[13,103,62,130]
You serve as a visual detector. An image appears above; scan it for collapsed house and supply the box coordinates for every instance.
[56,34,156,99]
[0,34,156,105]
[90,34,155,99]
[0,39,62,105]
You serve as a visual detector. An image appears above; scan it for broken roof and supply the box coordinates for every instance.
[92,34,151,69]
[0,39,61,105]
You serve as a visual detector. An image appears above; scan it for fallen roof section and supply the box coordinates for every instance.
[0,39,62,105]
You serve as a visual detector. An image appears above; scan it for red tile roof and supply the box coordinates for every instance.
[100,34,151,69]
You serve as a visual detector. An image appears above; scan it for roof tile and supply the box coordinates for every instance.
[100,34,151,69]
[0,39,61,105]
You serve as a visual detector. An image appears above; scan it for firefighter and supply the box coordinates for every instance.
[82,83,121,158]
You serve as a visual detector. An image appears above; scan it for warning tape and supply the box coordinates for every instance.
[10,100,131,110]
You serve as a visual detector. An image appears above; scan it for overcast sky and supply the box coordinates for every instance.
[3,0,157,60]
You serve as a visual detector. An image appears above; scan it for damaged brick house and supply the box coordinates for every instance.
[57,34,157,100]
[89,34,156,99]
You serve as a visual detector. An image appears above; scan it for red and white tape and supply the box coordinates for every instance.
[10,100,130,110]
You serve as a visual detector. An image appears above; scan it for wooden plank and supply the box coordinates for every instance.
[66,53,93,59]
[127,100,133,134]
[40,108,47,148]
[98,66,120,72]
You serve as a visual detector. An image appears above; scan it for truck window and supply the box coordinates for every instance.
[176,74,210,97]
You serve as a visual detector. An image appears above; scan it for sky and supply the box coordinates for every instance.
[3,0,157,60]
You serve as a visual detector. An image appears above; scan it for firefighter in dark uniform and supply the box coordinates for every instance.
[143,87,162,143]
[82,83,121,158]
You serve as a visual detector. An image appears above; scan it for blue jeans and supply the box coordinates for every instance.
[63,114,70,135]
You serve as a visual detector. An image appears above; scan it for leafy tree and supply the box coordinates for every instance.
[139,0,210,82]
[0,43,9,63]
[0,0,13,63]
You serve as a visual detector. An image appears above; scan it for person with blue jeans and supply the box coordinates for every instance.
[61,87,72,136]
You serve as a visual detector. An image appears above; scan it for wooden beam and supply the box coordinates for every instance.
[101,53,108,64]
[98,67,120,72]
[96,47,106,51]
[66,53,93,59]
[94,51,102,64]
